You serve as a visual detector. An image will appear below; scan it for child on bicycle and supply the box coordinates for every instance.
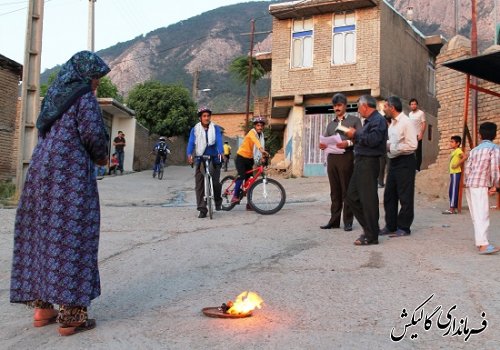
[232,116,269,205]
[153,136,170,175]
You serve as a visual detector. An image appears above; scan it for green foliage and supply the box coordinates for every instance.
[229,56,266,86]
[0,180,16,204]
[40,70,59,97]
[243,121,283,158]
[126,81,197,137]
[97,77,123,102]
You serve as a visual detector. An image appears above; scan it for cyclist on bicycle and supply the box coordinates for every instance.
[186,107,224,218]
[231,116,269,204]
[153,136,170,175]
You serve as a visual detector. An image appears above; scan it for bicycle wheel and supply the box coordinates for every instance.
[220,175,236,211]
[205,173,213,219]
[247,178,286,215]
[158,162,164,180]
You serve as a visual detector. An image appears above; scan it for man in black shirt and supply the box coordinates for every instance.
[113,131,126,174]
[344,95,387,245]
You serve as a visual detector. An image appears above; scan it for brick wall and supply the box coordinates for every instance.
[0,65,21,182]
[416,36,500,199]
[211,112,251,138]
[270,6,381,98]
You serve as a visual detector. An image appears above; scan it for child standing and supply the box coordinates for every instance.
[464,122,500,255]
[442,135,466,214]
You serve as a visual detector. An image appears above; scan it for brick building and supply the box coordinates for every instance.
[416,36,500,200]
[265,0,443,176]
[0,54,22,182]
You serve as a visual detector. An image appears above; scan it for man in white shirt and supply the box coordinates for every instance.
[408,98,426,171]
[380,96,418,237]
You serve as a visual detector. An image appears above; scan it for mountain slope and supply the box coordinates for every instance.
[99,1,273,112]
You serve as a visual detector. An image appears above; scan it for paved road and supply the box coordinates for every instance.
[0,166,499,349]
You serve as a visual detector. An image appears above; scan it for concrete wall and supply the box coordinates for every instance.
[0,59,22,182]
[416,36,500,200]
[379,2,441,170]
[270,6,381,99]
[110,118,136,172]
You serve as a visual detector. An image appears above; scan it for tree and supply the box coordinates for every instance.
[97,77,123,102]
[229,56,266,86]
[126,81,197,137]
[40,71,58,96]
[40,73,123,103]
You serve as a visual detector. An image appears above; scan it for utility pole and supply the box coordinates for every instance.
[88,0,96,51]
[471,0,478,145]
[244,19,255,133]
[16,0,44,197]
[192,69,199,101]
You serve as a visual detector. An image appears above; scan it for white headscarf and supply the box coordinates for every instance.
[253,129,265,163]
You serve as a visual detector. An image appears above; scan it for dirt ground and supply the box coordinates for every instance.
[0,166,499,349]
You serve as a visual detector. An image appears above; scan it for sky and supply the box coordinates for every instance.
[0,0,267,71]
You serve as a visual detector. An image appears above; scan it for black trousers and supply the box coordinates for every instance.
[326,152,354,227]
[384,154,416,233]
[195,161,222,213]
[346,156,380,242]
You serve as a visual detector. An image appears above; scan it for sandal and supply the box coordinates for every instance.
[442,209,456,214]
[478,245,499,255]
[33,308,58,327]
[58,319,96,336]
[354,236,378,246]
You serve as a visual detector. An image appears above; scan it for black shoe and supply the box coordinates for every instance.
[320,223,340,229]
[215,204,222,211]
[198,211,207,218]
[344,223,353,232]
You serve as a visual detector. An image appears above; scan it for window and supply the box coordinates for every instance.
[427,57,436,96]
[332,12,356,65]
[291,18,313,68]
[427,124,433,141]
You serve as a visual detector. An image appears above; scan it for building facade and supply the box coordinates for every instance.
[267,0,443,176]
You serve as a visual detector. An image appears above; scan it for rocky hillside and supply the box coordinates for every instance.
[41,0,499,113]
[388,0,498,49]
[99,1,273,113]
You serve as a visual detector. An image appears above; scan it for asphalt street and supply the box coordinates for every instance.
[0,166,499,349]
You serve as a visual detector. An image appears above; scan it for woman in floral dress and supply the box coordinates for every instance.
[10,51,110,336]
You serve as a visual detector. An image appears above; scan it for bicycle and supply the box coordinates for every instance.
[220,161,286,215]
[153,158,165,180]
[200,155,216,219]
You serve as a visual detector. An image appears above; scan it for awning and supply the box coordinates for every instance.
[442,51,500,84]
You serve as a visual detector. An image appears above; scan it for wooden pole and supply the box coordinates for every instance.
[244,19,255,133]
[458,75,471,214]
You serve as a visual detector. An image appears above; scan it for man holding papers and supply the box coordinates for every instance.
[319,93,362,231]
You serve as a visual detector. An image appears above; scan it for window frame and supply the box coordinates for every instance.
[331,11,357,65]
[290,17,314,69]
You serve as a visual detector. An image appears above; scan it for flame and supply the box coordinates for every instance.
[226,291,264,315]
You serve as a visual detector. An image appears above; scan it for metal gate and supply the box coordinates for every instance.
[303,113,335,176]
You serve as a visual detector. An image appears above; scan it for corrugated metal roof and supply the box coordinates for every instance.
[443,50,500,85]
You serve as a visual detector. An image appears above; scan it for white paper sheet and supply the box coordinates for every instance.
[320,134,345,155]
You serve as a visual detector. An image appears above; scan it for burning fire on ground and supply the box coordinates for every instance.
[220,291,264,315]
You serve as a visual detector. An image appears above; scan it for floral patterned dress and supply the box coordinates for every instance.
[10,51,110,307]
